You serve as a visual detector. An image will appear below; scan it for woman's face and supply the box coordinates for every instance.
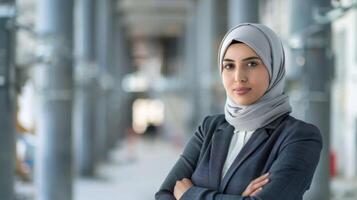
[222,43,270,106]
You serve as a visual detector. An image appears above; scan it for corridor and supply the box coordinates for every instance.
[2,0,357,200]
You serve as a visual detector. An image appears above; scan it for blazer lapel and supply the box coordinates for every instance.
[208,123,234,189]
[219,128,269,192]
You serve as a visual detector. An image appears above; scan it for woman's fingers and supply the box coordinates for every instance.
[251,178,269,190]
[250,187,263,196]
[181,178,191,184]
[242,181,267,197]
[242,173,270,196]
[174,178,194,200]
[251,173,269,185]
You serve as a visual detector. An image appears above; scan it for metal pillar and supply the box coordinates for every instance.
[110,14,130,145]
[289,0,331,199]
[95,0,114,161]
[0,1,16,199]
[74,0,97,176]
[211,0,227,113]
[117,24,133,141]
[35,0,74,199]
[227,0,259,28]
[186,0,226,129]
[194,0,215,121]
[192,0,227,124]
[106,0,118,150]
[184,7,198,130]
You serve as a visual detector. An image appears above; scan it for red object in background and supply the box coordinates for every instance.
[330,151,337,177]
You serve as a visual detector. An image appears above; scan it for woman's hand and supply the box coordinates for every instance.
[242,173,270,197]
[174,178,193,200]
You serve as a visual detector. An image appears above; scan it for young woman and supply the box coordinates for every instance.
[155,23,322,200]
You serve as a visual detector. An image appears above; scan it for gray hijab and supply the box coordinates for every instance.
[219,23,292,131]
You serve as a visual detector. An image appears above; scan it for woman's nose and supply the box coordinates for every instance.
[234,68,247,82]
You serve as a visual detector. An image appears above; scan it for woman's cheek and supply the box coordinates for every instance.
[222,78,229,91]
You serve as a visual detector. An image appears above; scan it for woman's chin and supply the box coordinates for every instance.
[231,98,250,106]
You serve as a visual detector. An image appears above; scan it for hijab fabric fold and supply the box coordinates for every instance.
[219,23,292,131]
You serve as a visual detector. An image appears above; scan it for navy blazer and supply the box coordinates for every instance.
[155,114,323,200]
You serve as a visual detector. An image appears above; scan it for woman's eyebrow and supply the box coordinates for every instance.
[242,56,260,61]
[223,58,235,62]
[223,56,260,62]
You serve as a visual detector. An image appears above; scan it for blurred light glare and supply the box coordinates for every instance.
[122,72,149,92]
[296,56,306,66]
[289,36,303,49]
[133,98,165,134]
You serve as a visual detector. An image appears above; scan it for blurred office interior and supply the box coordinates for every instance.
[1,0,357,199]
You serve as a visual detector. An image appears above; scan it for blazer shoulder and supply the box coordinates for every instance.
[195,114,226,138]
[285,116,321,132]
[280,115,323,145]
[201,113,226,129]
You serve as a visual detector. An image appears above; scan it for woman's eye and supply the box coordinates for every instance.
[223,63,234,70]
[247,61,258,67]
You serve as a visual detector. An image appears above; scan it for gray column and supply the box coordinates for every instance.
[184,9,198,130]
[211,0,227,113]
[35,0,74,199]
[95,0,115,160]
[194,0,214,121]
[106,0,118,150]
[109,15,130,145]
[114,20,133,140]
[289,0,331,199]
[74,0,97,176]
[0,1,16,199]
[192,0,227,124]
[227,0,259,28]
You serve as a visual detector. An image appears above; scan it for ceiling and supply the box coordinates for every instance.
[117,0,194,38]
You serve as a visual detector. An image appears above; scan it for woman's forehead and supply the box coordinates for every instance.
[224,43,260,59]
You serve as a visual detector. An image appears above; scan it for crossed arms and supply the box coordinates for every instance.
[155,116,322,200]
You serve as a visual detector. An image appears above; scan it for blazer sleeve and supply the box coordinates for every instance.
[179,123,323,200]
[155,116,210,200]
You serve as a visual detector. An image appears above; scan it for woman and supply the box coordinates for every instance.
[155,23,322,200]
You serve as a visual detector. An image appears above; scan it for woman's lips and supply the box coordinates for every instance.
[233,87,251,95]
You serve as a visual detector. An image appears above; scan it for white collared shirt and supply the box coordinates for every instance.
[221,129,255,179]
